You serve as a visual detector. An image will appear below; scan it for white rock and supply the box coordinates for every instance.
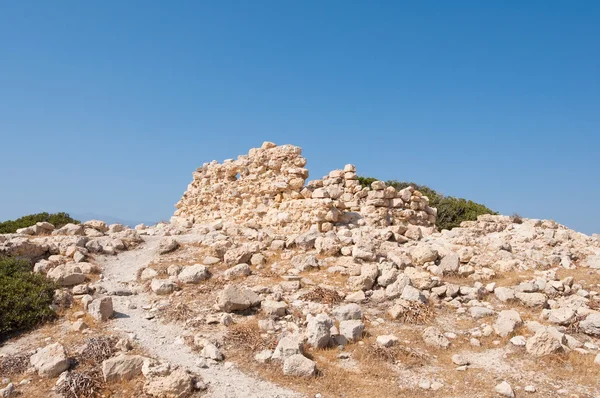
[30,343,69,377]
[283,354,316,377]
[495,381,515,398]
[102,355,146,382]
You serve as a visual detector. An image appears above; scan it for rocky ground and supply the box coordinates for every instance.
[1,214,600,398]
[1,143,600,397]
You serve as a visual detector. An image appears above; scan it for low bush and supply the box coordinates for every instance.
[0,212,80,234]
[357,176,497,230]
[0,257,56,340]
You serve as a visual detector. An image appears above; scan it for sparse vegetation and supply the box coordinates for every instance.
[0,352,31,377]
[56,370,103,398]
[0,257,56,340]
[357,176,497,230]
[0,212,80,234]
[78,336,117,365]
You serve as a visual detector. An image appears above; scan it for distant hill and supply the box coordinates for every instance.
[70,213,157,228]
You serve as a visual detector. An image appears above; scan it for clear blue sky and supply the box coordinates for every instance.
[1,1,598,234]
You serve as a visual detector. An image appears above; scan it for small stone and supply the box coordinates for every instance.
[418,379,431,390]
[510,336,527,346]
[451,354,470,366]
[495,381,515,398]
[376,335,399,348]
[524,385,537,393]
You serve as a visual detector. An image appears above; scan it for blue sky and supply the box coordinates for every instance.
[1,1,598,234]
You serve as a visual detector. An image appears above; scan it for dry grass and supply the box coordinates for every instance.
[77,336,117,366]
[55,369,103,398]
[226,322,277,352]
[390,301,435,325]
[160,302,196,323]
[557,267,600,288]
[299,286,344,304]
[0,352,31,377]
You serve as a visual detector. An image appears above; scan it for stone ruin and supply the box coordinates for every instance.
[174,142,437,235]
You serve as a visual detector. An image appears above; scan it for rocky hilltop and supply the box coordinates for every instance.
[1,142,600,398]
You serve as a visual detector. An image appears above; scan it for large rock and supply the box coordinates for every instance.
[438,253,459,274]
[84,220,108,233]
[410,245,438,266]
[102,355,146,382]
[262,300,288,317]
[272,335,304,360]
[422,327,450,349]
[223,244,256,266]
[385,274,411,299]
[54,223,85,236]
[283,354,316,377]
[525,327,564,357]
[151,279,176,295]
[88,296,114,321]
[143,368,195,398]
[332,303,363,321]
[548,308,576,326]
[580,313,600,336]
[47,264,86,286]
[217,285,262,312]
[30,343,69,377]
[493,310,522,337]
[158,238,179,254]
[177,264,210,284]
[306,314,333,348]
[515,292,547,307]
[223,263,251,280]
[339,320,365,342]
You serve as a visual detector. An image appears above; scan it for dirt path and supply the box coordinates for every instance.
[96,236,303,398]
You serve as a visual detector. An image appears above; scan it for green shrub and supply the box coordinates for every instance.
[0,257,56,340]
[0,212,80,234]
[357,176,497,230]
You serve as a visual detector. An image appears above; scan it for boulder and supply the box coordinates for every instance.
[580,313,600,336]
[515,292,547,308]
[494,310,522,337]
[143,368,195,398]
[151,279,176,295]
[158,238,179,254]
[548,308,576,326]
[422,327,450,349]
[223,263,251,280]
[30,343,69,377]
[339,320,365,342]
[88,296,114,321]
[200,344,224,361]
[332,303,363,321]
[84,220,108,233]
[262,300,288,317]
[438,253,459,274]
[272,336,303,360]
[410,245,438,266]
[217,285,262,312]
[306,314,333,348]
[470,307,495,319]
[140,268,159,281]
[102,355,146,382]
[47,264,86,286]
[177,264,210,284]
[525,327,564,357]
[283,354,316,377]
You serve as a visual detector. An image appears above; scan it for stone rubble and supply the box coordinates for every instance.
[3,142,600,397]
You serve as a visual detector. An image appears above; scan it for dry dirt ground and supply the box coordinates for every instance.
[2,231,600,398]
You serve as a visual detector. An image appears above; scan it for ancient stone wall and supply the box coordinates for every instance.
[174,142,436,234]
